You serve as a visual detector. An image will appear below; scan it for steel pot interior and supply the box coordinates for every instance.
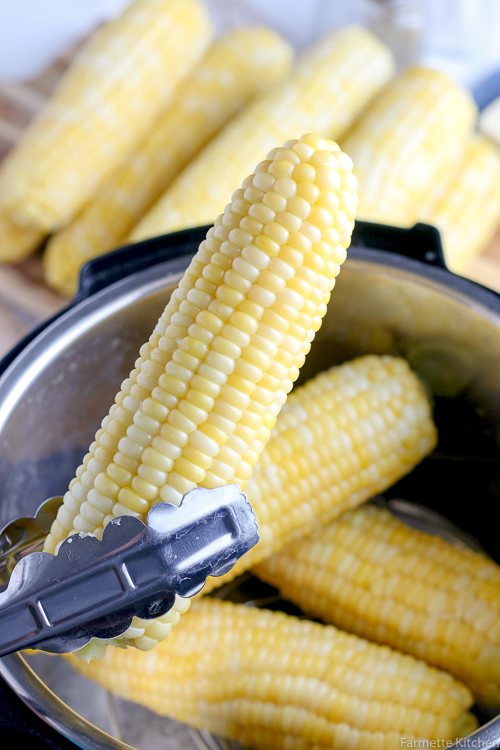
[1,246,500,749]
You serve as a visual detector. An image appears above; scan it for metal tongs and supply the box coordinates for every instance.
[0,485,259,657]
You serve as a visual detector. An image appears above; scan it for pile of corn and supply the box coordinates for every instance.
[2,2,500,748]
[2,0,499,291]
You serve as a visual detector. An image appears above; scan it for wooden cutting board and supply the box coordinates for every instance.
[1,48,500,362]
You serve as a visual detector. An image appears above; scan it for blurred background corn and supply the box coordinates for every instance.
[341,65,476,227]
[0,0,213,237]
[202,354,437,595]
[0,211,44,263]
[71,598,477,750]
[43,27,294,297]
[44,133,357,655]
[419,135,500,274]
[256,503,500,706]
[130,25,394,240]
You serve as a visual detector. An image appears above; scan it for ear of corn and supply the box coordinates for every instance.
[0,210,44,263]
[256,503,500,706]
[202,354,437,595]
[43,133,358,655]
[130,25,394,241]
[42,27,294,297]
[341,65,476,227]
[70,598,477,750]
[420,135,500,274]
[0,0,213,235]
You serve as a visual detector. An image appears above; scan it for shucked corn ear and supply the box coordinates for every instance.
[44,133,358,655]
[257,503,500,706]
[71,598,477,750]
[420,134,500,274]
[0,0,212,235]
[43,28,294,297]
[0,210,44,263]
[130,25,394,240]
[341,65,476,227]
[202,354,437,595]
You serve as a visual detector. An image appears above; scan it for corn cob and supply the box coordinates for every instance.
[0,211,44,263]
[341,65,476,227]
[202,354,437,595]
[130,25,394,241]
[0,0,212,236]
[71,598,477,749]
[43,28,294,297]
[420,135,500,274]
[257,503,500,706]
[43,133,358,655]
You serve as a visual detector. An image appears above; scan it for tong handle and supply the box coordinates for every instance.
[0,486,258,656]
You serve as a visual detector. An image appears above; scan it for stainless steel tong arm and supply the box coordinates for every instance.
[0,485,259,656]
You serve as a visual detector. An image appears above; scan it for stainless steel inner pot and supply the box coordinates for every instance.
[2,231,500,749]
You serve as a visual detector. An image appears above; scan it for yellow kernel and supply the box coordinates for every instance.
[205,349,236,375]
[279,245,304,269]
[288,232,312,253]
[258,270,286,294]
[301,221,322,243]
[249,202,275,224]
[296,182,320,204]
[188,429,219,458]
[341,170,358,192]
[159,484,183,506]
[248,285,276,308]
[94,473,120,499]
[254,234,281,257]
[216,284,244,308]
[198,362,228,386]
[293,142,315,162]
[131,476,159,502]
[229,228,253,249]
[158,373,189,398]
[253,172,275,192]
[309,205,334,231]
[190,374,220,398]
[178,400,208,426]
[269,159,295,180]
[240,216,263,237]
[183,445,213,470]
[167,471,196,496]
[242,244,271,270]
[278,288,305,311]
[243,186,262,203]
[174,457,206,484]
[315,166,341,190]
[274,148,301,164]
[137,464,167,487]
[235,358,264,383]
[332,211,349,234]
[254,159,272,174]
[224,269,252,294]
[274,178,297,198]
[229,310,259,336]
[196,310,224,335]
[263,222,289,246]
[293,163,316,183]
[168,409,196,437]
[277,211,302,232]
[334,151,354,171]
[108,463,132,486]
[117,487,150,514]
[286,196,311,220]
[160,423,189,448]
[263,191,287,213]
[310,150,338,168]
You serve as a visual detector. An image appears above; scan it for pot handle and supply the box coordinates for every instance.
[351,220,447,269]
[74,225,209,303]
[0,226,209,378]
